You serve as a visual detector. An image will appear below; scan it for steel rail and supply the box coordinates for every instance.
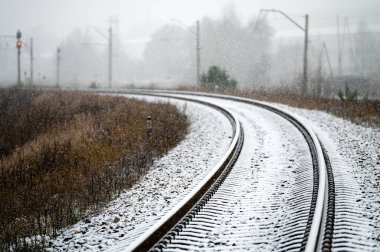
[121,90,333,251]
[319,142,335,252]
[115,92,244,252]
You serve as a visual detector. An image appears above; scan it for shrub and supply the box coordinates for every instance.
[338,82,358,102]
[89,82,97,89]
[200,66,238,90]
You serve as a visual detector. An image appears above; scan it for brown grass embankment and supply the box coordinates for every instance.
[0,88,188,250]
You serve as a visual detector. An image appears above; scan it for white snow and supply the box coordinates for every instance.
[47,95,232,251]
[45,93,380,251]
[158,95,315,250]
[275,104,380,250]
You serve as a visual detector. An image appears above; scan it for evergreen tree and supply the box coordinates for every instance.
[200,66,238,90]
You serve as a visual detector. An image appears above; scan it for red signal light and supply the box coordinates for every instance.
[17,41,22,48]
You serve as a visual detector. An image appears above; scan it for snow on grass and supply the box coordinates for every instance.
[47,96,232,251]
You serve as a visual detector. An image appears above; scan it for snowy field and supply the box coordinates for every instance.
[46,96,380,251]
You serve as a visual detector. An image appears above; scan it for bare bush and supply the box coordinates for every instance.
[0,87,188,250]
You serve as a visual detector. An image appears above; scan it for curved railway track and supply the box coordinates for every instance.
[110,91,336,252]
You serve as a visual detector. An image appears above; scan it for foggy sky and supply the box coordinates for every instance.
[1,0,380,90]
[1,0,380,59]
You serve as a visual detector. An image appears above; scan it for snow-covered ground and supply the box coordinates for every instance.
[46,94,380,251]
[159,97,315,251]
[277,104,380,250]
[47,96,232,251]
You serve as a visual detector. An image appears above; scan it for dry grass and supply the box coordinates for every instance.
[0,87,188,250]
[177,86,380,127]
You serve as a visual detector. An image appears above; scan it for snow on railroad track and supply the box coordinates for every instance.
[47,92,380,252]
[146,95,318,251]
[277,104,380,251]
[124,92,379,252]
[47,96,233,251]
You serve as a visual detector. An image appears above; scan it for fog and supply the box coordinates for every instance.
[1,0,380,97]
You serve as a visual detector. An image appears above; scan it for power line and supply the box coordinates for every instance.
[311,14,380,20]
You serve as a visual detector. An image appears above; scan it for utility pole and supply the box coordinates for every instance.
[303,14,309,95]
[337,16,343,76]
[109,27,112,89]
[337,17,355,75]
[85,25,113,89]
[109,16,119,89]
[30,37,34,86]
[171,19,201,86]
[56,47,61,88]
[343,17,356,73]
[322,42,334,78]
[16,30,22,86]
[260,9,309,94]
[196,20,200,86]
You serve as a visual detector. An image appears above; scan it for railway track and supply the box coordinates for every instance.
[111,91,336,251]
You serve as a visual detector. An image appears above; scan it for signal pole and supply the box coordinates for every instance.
[30,38,34,85]
[56,47,61,88]
[16,30,22,86]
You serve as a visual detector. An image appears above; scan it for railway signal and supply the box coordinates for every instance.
[16,30,22,86]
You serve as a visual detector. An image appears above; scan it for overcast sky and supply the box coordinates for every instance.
[1,0,380,58]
